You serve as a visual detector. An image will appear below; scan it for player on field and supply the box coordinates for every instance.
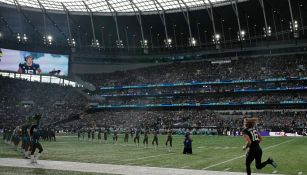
[183,132,192,154]
[21,121,31,159]
[124,129,129,145]
[87,129,91,141]
[98,129,102,143]
[82,129,85,140]
[103,129,108,144]
[2,128,6,143]
[143,129,149,148]
[242,118,277,175]
[113,129,118,144]
[130,128,134,138]
[165,129,173,152]
[12,126,22,151]
[134,129,140,147]
[77,130,81,140]
[29,114,43,164]
[152,130,158,150]
[91,129,95,142]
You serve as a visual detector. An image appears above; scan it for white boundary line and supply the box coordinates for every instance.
[202,139,295,170]
[0,158,283,175]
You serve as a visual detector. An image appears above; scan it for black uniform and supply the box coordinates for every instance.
[78,131,81,140]
[91,130,95,141]
[19,63,40,74]
[124,131,129,143]
[87,130,91,141]
[165,130,172,147]
[134,130,140,144]
[29,124,43,155]
[104,130,108,142]
[243,128,274,175]
[152,131,158,146]
[113,130,118,144]
[98,130,102,141]
[143,130,149,145]
[183,134,192,154]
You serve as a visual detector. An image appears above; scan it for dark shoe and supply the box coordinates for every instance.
[268,157,277,168]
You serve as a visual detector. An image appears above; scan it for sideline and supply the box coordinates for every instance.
[0,158,283,175]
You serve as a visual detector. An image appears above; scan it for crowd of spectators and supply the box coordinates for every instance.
[1,54,307,134]
[73,55,307,133]
[63,110,307,134]
[79,55,307,87]
[0,77,87,129]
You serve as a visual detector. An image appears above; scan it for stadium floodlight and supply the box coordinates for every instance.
[237,30,246,41]
[290,20,299,38]
[164,38,172,48]
[72,38,76,47]
[16,33,29,44]
[23,34,28,43]
[189,37,197,47]
[43,35,54,45]
[116,40,124,48]
[140,39,148,48]
[212,34,220,44]
[294,20,299,32]
[47,35,53,45]
[212,34,221,49]
[91,39,100,48]
[17,33,21,42]
[47,35,52,41]
[263,26,272,37]
[0,31,3,38]
[67,38,76,47]
[267,26,272,37]
[289,21,298,32]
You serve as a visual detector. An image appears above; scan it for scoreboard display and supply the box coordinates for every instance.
[0,48,69,76]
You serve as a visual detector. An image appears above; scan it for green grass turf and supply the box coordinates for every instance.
[1,134,306,175]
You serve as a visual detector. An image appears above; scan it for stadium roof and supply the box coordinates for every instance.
[0,0,245,16]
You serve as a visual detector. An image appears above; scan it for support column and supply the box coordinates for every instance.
[229,0,242,41]
[288,0,294,28]
[129,0,146,48]
[258,0,269,36]
[38,0,67,39]
[153,0,170,47]
[245,15,251,44]
[287,0,298,38]
[14,0,42,38]
[298,3,304,35]
[272,10,278,40]
[83,1,97,46]
[106,0,122,48]
[62,3,73,46]
[203,0,218,46]
[177,0,193,44]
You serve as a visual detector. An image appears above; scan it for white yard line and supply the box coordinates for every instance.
[202,139,294,170]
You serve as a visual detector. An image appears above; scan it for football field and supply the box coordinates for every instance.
[0,134,306,175]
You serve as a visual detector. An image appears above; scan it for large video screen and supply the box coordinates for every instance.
[0,48,69,76]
